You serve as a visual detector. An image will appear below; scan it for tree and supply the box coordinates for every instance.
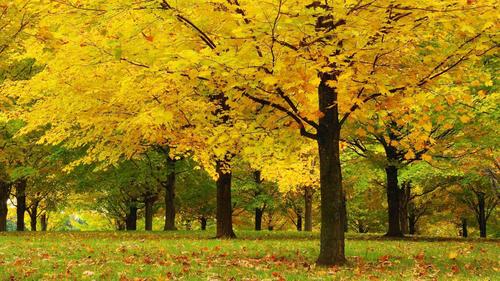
[168,0,496,264]
[455,177,498,238]
[5,0,498,265]
[0,2,40,231]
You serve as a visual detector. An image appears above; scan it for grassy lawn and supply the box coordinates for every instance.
[0,231,498,280]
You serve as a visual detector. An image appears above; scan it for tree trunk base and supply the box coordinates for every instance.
[215,231,236,239]
[316,256,347,266]
[384,231,404,238]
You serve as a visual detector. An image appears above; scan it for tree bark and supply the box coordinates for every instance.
[316,72,346,266]
[253,170,264,231]
[215,160,235,238]
[0,181,10,232]
[200,216,207,230]
[342,192,348,232]
[461,217,468,238]
[41,213,48,231]
[16,179,26,231]
[385,165,403,237]
[476,192,487,238]
[304,186,313,232]
[163,157,177,231]
[145,195,155,231]
[29,204,38,231]
[399,182,410,235]
[296,209,303,231]
[125,204,138,231]
[254,208,263,231]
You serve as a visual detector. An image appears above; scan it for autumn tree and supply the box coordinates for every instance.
[172,0,496,264]
[5,0,498,265]
[0,2,40,231]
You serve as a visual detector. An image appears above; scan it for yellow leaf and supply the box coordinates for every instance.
[448,251,458,260]
[404,150,416,160]
[422,154,432,162]
[422,122,432,132]
[460,115,471,123]
[262,76,278,85]
[356,128,367,137]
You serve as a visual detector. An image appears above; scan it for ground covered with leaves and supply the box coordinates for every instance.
[0,231,498,280]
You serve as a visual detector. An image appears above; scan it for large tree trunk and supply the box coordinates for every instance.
[476,192,487,238]
[29,204,38,231]
[126,204,138,231]
[200,216,207,230]
[461,217,468,238]
[164,157,177,231]
[215,160,235,238]
[385,165,403,237]
[41,213,48,231]
[0,181,10,232]
[16,179,26,231]
[145,195,155,231]
[304,186,313,232]
[254,208,263,231]
[316,72,346,266]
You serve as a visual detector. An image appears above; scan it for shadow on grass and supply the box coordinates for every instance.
[1,230,498,243]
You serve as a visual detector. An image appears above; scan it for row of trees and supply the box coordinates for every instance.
[0,0,498,265]
[1,153,497,238]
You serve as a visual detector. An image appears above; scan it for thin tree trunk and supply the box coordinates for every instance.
[16,179,26,231]
[461,217,468,238]
[253,170,263,231]
[145,195,155,231]
[41,213,48,231]
[316,72,346,266]
[267,214,274,231]
[215,160,235,238]
[254,208,263,231]
[296,210,303,231]
[164,157,177,231]
[385,165,403,237]
[126,204,137,231]
[476,192,487,238]
[30,205,38,231]
[304,186,313,232]
[200,216,207,230]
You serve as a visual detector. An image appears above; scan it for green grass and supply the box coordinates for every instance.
[0,231,498,280]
